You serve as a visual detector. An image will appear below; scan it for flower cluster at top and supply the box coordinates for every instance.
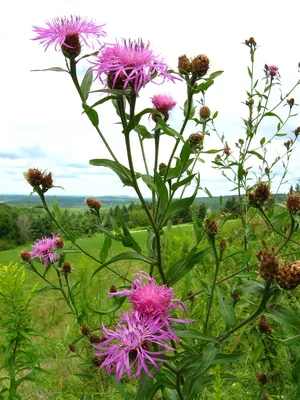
[32,17,177,94]
[94,273,191,380]
[29,233,63,267]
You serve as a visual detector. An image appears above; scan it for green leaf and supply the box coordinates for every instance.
[248,150,264,160]
[208,70,223,79]
[89,158,133,187]
[123,108,162,134]
[238,163,244,181]
[134,370,159,400]
[88,296,126,315]
[166,247,212,285]
[134,124,154,139]
[100,236,112,263]
[216,286,237,329]
[235,280,265,294]
[81,67,93,101]
[171,174,196,192]
[157,119,184,141]
[82,103,99,127]
[89,96,116,109]
[165,159,194,181]
[91,252,153,278]
[154,171,169,205]
[32,285,60,294]
[31,67,68,73]
[107,375,134,400]
[52,196,61,224]
[192,80,214,94]
[264,112,283,123]
[267,304,300,327]
[183,98,195,119]
[117,208,142,252]
[202,149,223,154]
[180,140,191,163]
[136,173,157,192]
[174,329,217,342]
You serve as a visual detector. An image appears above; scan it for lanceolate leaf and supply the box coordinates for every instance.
[99,235,112,263]
[88,296,126,315]
[216,286,237,329]
[123,108,162,134]
[81,67,93,101]
[92,252,153,278]
[89,159,133,187]
[31,67,68,73]
[82,103,99,127]
[52,196,61,224]
[154,171,169,205]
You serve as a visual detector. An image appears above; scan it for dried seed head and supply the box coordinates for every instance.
[276,261,300,290]
[25,168,44,187]
[199,106,211,119]
[61,261,72,274]
[178,55,192,74]
[248,183,271,207]
[204,219,218,236]
[258,315,272,334]
[188,133,204,150]
[86,197,102,210]
[20,250,31,262]
[286,193,300,214]
[191,54,209,78]
[81,325,90,336]
[257,248,279,280]
[256,372,268,385]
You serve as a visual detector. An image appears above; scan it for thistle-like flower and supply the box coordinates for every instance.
[94,311,174,380]
[29,233,62,267]
[265,64,280,78]
[151,94,176,120]
[32,16,106,56]
[92,39,178,94]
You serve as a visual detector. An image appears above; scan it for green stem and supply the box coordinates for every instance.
[203,236,220,334]
[276,217,295,253]
[217,281,276,342]
[64,274,80,322]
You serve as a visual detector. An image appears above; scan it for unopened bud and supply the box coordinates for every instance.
[199,106,211,119]
[20,250,31,262]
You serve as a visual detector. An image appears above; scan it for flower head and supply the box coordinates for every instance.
[265,64,280,78]
[29,233,62,267]
[94,311,173,380]
[92,39,178,93]
[32,16,106,56]
[151,94,176,121]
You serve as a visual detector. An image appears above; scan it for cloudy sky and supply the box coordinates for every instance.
[1,0,299,198]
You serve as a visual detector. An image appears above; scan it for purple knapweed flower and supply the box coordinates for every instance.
[91,39,178,94]
[29,233,62,267]
[32,16,106,54]
[152,94,176,112]
[266,65,280,78]
[94,311,174,381]
[109,273,191,339]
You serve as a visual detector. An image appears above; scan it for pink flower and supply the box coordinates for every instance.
[94,311,174,380]
[266,65,280,78]
[223,145,230,155]
[29,233,61,267]
[32,16,106,53]
[92,39,178,93]
[152,94,176,112]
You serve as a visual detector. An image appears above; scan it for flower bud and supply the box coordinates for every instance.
[219,238,227,249]
[205,218,218,236]
[286,193,300,214]
[178,55,191,74]
[69,344,76,352]
[61,33,81,58]
[24,168,44,187]
[276,261,300,290]
[188,133,204,151]
[287,98,295,107]
[81,325,90,336]
[199,106,211,119]
[20,250,31,262]
[257,248,278,280]
[258,315,272,334]
[256,372,268,385]
[159,162,167,170]
[86,197,102,210]
[61,261,71,274]
[191,54,209,78]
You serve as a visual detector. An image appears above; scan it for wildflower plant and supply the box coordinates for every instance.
[17,17,300,399]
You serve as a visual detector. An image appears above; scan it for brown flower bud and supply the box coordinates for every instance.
[25,168,44,187]
[219,238,227,249]
[265,167,270,174]
[246,98,254,106]
[188,133,204,150]
[231,292,240,301]
[191,54,210,78]
[86,197,102,210]
[187,290,195,301]
[260,395,269,400]
[248,183,271,207]
[42,172,53,190]
[287,98,295,107]
[20,250,31,262]
[92,356,104,366]
[81,325,90,336]
[55,237,64,249]
[61,33,81,58]
[284,140,291,150]
[256,372,268,385]
[286,193,300,214]
[178,55,192,74]
[69,344,76,352]
[205,219,218,236]
[257,248,278,280]
[159,162,167,170]
[276,261,300,290]
[258,315,272,334]
[61,261,71,274]
[294,126,300,137]
[199,106,211,119]
[89,334,105,344]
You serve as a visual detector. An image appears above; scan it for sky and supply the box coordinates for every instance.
[0,0,299,199]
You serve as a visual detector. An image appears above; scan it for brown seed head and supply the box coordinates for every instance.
[286,193,300,214]
[20,250,31,262]
[86,197,102,210]
[81,325,90,336]
[188,133,204,150]
[256,372,268,385]
[276,261,300,290]
[258,315,272,334]
[191,54,210,78]
[248,183,271,207]
[205,219,218,236]
[42,172,53,190]
[199,106,211,119]
[61,262,72,274]
[178,55,192,74]
[25,168,44,187]
[257,248,279,280]
[61,33,81,58]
